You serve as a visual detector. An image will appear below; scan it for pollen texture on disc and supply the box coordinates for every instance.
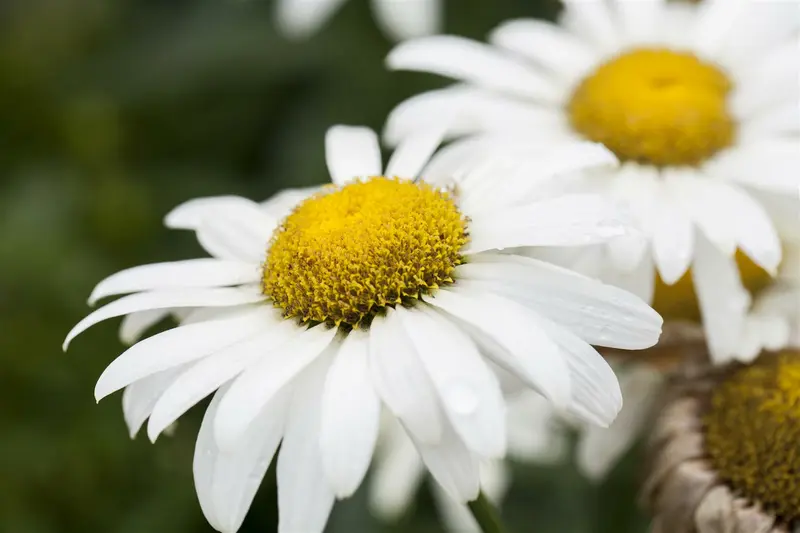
[703,351,800,521]
[568,48,735,167]
[262,177,468,327]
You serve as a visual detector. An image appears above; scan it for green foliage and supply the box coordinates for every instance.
[0,0,645,531]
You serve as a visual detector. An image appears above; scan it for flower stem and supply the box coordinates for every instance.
[467,491,509,533]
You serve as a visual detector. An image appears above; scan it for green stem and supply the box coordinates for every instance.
[467,491,509,533]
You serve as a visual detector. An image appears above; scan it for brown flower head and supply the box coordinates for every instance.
[642,350,800,533]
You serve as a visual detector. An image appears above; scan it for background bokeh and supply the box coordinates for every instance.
[0,0,648,531]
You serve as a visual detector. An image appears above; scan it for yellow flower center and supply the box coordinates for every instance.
[703,351,800,521]
[568,48,735,167]
[262,177,468,327]
[652,251,772,321]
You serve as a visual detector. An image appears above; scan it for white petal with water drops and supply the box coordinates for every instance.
[396,305,506,458]
[369,311,443,444]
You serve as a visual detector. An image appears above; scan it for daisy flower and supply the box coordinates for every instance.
[63,125,662,533]
[643,350,800,533]
[369,391,568,532]
[276,0,441,41]
[385,0,800,363]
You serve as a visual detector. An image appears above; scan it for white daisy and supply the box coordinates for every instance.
[369,391,568,532]
[276,0,441,41]
[63,125,662,533]
[385,0,800,364]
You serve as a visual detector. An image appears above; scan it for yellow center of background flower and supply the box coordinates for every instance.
[703,351,800,521]
[568,48,735,167]
[262,177,468,327]
[652,251,772,321]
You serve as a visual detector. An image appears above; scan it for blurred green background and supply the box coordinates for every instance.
[0,0,649,531]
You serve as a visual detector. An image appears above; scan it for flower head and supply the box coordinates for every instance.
[64,125,661,533]
[643,350,800,532]
[386,0,800,363]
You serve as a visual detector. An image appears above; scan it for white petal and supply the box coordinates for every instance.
[122,367,184,438]
[455,253,663,350]
[412,417,480,503]
[384,126,445,180]
[465,195,629,254]
[692,233,751,363]
[433,462,508,532]
[664,169,738,256]
[457,143,618,216]
[601,253,656,305]
[706,178,782,271]
[661,2,697,49]
[193,384,289,533]
[559,0,621,53]
[505,392,567,463]
[710,181,782,274]
[730,36,800,118]
[384,86,567,147]
[119,309,171,344]
[533,317,623,428]
[193,386,228,531]
[605,233,649,274]
[277,356,336,533]
[740,101,800,141]
[432,485,480,533]
[94,306,273,401]
[653,200,694,285]
[214,325,337,450]
[488,19,599,86]
[195,201,276,262]
[716,3,800,72]
[605,162,660,238]
[386,36,560,102]
[372,0,441,41]
[617,0,666,46]
[748,188,800,244]
[396,305,507,458]
[369,310,443,444]
[64,287,265,350]
[691,0,748,58]
[735,316,771,363]
[259,186,321,220]
[707,140,800,195]
[368,421,426,520]
[325,125,382,185]
[576,364,662,480]
[165,196,258,230]
[146,318,299,442]
[89,259,259,305]
[320,330,381,498]
[479,460,511,504]
[425,285,572,409]
[274,0,347,39]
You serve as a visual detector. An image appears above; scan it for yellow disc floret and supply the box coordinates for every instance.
[652,250,772,321]
[703,351,800,521]
[568,48,735,167]
[262,177,468,327]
